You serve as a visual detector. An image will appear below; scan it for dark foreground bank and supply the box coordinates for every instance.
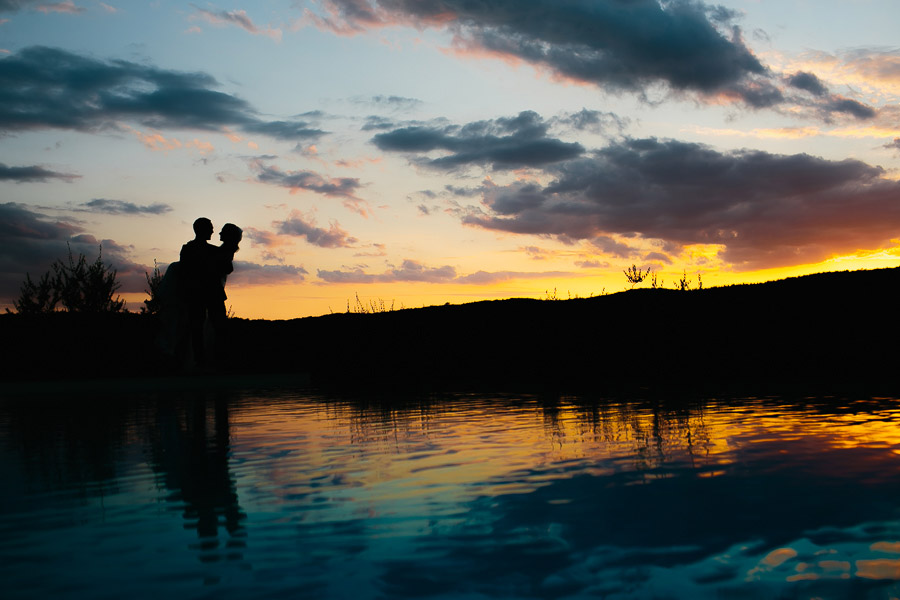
[2,267,899,393]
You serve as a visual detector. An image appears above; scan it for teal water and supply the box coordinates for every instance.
[2,390,900,599]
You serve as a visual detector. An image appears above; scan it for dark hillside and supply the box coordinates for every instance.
[2,267,898,393]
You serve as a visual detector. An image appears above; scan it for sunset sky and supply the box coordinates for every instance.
[2,0,900,319]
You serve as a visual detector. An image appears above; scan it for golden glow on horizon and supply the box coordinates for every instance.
[101,244,900,319]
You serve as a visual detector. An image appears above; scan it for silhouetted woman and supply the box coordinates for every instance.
[210,223,242,366]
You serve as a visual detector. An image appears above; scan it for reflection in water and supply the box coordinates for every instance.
[147,396,247,563]
[1,392,900,599]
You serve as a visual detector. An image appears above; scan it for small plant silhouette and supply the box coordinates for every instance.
[623,264,651,289]
[674,269,692,291]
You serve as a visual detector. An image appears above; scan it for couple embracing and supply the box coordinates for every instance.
[157,217,242,370]
[179,217,242,369]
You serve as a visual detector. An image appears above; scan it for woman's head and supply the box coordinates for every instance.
[220,223,243,250]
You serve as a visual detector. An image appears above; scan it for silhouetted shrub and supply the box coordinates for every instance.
[141,260,163,315]
[13,245,126,314]
[624,264,651,289]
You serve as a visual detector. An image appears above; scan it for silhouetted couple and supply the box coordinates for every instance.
[161,217,241,370]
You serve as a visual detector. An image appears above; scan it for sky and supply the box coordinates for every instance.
[2,0,899,319]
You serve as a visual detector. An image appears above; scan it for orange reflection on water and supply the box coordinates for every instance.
[856,559,900,580]
[226,396,900,497]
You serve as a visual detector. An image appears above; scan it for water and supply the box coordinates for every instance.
[2,389,900,599]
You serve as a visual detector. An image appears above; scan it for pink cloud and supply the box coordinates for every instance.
[36,1,84,14]
[192,5,282,41]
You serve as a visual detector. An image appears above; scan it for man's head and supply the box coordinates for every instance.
[193,217,213,240]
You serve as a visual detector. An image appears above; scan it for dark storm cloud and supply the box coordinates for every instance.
[316,1,876,119]
[0,46,323,142]
[275,213,358,248]
[372,111,584,170]
[462,138,900,269]
[79,198,173,215]
[0,162,80,182]
[0,202,148,303]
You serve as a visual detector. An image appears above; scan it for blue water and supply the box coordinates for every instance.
[2,390,900,599]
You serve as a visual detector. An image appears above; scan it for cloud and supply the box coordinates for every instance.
[372,111,584,170]
[557,108,629,135]
[317,259,457,283]
[250,159,368,214]
[354,94,423,112]
[316,259,573,285]
[0,46,322,143]
[191,5,282,41]
[455,269,572,285]
[461,137,900,269]
[312,1,875,119]
[124,126,216,153]
[314,1,760,99]
[589,236,638,259]
[274,211,358,248]
[885,138,900,151]
[228,260,307,285]
[0,202,148,303]
[36,0,82,13]
[787,71,828,96]
[0,162,80,182]
[77,198,173,215]
[0,1,27,11]
[243,120,326,141]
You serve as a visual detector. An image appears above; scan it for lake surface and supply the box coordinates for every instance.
[2,388,900,599]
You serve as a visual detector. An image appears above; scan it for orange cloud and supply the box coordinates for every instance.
[124,126,214,154]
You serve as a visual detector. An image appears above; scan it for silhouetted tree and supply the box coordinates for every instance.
[141,260,163,315]
[13,245,126,314]
[12,271,57,314]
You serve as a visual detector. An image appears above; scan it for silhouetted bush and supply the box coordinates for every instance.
[13,245,126,314]
[624,264,651,289]
[141,261,163,315]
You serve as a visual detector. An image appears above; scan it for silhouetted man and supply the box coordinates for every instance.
[180,217,222,369]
